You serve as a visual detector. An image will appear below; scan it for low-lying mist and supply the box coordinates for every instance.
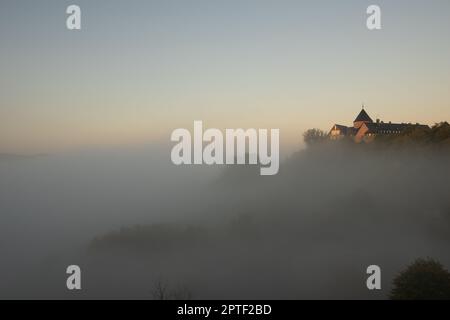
[1,139,450,299]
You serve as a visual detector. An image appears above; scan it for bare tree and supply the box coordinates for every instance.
[151,278,192,300]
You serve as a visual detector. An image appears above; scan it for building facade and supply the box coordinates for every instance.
[329,108,428,142]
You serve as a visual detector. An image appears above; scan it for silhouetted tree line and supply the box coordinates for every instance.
[303,128,329,146]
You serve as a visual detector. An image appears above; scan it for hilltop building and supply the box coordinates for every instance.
[329,107,428,142]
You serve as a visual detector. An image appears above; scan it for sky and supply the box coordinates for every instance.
[1,0,450,154]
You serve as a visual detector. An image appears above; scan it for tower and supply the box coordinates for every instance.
[353,106,373,129]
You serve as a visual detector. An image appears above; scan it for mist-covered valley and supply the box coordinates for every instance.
[1,135,450,299]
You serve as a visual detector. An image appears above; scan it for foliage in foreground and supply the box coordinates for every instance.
[390,258,450,300]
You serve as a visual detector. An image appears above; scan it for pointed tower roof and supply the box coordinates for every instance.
[354,108,373,123]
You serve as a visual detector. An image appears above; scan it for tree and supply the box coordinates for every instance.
[151,279,192,300]
[390,258,450,300]
[303,128,328,146]
[431,122,450,144]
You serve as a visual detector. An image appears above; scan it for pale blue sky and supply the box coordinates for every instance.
[1,0,450,153]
